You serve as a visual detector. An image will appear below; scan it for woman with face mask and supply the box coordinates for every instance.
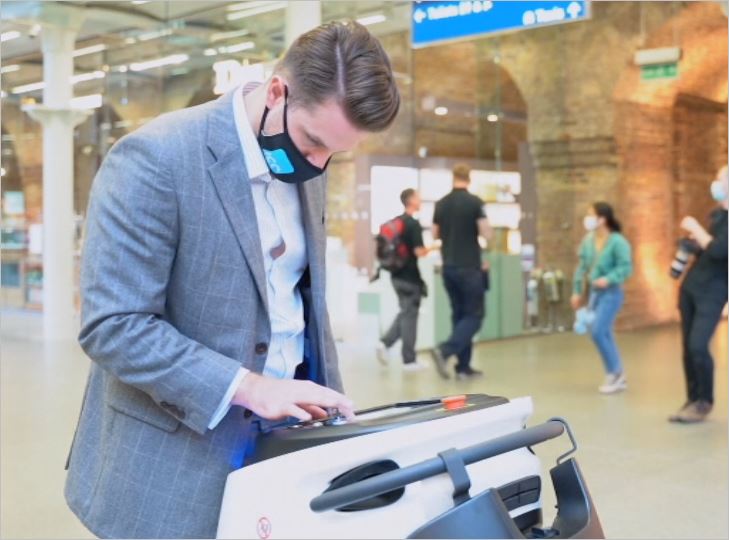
[669,166,729,423]
[570,202,633,394]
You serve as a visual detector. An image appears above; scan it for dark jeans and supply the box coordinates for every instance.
[382,278,423,364]
[679,285,727,404]
[440,266,485,372]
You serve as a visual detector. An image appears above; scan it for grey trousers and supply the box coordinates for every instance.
[382,277,423,364]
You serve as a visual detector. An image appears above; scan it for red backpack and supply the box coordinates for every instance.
[375,216,410,272]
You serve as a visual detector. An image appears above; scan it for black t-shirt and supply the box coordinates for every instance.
[392,213,424,284]
[433,188,486,269]
[682,208,728,299]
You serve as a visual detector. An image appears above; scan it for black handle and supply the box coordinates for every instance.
[310,420,564,513]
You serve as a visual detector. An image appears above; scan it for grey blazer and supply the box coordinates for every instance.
[64,89,343,539]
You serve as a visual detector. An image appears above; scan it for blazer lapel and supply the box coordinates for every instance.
[206,91,268,311]
[297,176,328,384]
[298,176,326,307]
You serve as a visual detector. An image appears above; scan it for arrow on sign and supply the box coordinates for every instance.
[567,1,582,18]
[413,8,427,23]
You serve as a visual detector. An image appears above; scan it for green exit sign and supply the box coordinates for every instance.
[641,63,678,80]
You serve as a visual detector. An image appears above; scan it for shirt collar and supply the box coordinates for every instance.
[232,82,270,181]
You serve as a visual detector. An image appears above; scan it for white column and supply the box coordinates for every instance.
[24,25,90,341]
[285,1,321,47]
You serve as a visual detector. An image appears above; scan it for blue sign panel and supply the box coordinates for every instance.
[412,1,590,47]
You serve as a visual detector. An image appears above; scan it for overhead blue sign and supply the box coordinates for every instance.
[412,1,590,47]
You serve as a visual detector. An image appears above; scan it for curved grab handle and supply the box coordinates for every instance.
[549,416,579,465]
[310,420,565,513]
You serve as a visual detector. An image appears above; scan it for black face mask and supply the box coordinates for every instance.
[257,87,329,184]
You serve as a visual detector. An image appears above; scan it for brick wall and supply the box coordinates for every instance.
[672,94,728,236]
[324,1,727,328]
[3,2,726,329]
[612,2,728,327]
[615,101,677,328]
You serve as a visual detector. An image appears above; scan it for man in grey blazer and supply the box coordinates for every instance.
[65,21,400,538]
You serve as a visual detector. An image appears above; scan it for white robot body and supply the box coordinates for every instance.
[217,396,540,539]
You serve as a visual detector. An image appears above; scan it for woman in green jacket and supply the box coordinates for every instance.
[570,202,633,394]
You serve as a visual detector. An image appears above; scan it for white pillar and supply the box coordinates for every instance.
[285,1,321,47]
[24,25,90,341]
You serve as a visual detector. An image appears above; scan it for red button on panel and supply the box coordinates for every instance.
[442,395,467,410]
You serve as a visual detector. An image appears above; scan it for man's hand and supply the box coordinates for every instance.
[680,215,712,249]
[570,294,581,310]
[680,216,704,237]
[232,373,355,422]
[477,217,493,241]
[592,277,610,289]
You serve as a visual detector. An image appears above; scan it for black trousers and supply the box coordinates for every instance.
[679,285,726,404]
[440,266,485,372]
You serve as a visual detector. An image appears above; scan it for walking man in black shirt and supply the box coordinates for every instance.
[431,164,492,380]
[670,165,728,423]
[377,189,431,371]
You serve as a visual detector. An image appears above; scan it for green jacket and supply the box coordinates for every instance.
[573,232,633,294]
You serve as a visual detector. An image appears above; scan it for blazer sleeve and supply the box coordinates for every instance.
[78,129,242,435]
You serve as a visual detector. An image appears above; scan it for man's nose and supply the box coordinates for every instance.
[306,150,332,169]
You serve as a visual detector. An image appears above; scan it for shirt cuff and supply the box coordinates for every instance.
[208,367,249,430]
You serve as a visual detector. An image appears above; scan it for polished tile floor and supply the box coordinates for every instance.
[1,311,727,539]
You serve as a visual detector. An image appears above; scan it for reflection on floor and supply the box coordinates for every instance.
[1,311,726,539]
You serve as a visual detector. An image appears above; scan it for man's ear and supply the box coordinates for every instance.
[265,75,287,109]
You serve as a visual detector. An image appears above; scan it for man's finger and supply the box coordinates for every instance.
[295,383,354,410]
[286,404,312,422]
[339,406,355,421]
[301,405,328,419]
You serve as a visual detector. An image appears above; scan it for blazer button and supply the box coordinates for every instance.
[255,342,268,355]
[244,409,253,419]
[160,401,186,419]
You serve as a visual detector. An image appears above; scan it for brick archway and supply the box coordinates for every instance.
[613,2,727,328]
[413,41,528,161]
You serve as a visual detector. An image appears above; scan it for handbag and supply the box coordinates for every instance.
[574,293,596,335]
[574,239,603,334]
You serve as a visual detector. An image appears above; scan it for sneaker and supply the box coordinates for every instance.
[455,368,484,381]
[430,348,451,380]
[673,401,712,424]
[402,361,428,372]
[376,342,393,366]
[668,402,693,423]
[598,373,627,394]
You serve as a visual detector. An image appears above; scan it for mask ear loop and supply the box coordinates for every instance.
[258,84,289,136]
[282,85,290,133]
[258,106,269,136]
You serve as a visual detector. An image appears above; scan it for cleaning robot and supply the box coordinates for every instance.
[217,394,604,539]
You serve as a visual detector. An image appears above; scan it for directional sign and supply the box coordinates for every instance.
[412,1,591,48]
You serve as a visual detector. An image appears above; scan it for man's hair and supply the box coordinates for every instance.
[400,188,416,207]
[453,163,471,183]
[276,20,400,132]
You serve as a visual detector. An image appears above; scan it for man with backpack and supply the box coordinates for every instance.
[376,189,431,371]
